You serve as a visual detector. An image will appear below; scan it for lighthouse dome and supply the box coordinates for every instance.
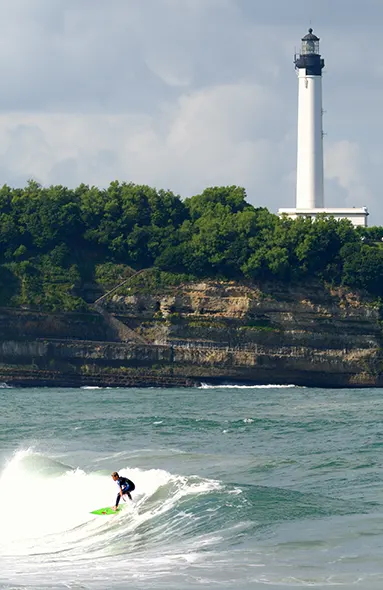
[302,28,319,42]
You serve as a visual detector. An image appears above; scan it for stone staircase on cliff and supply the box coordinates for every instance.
[91,303,149,344]
[91,269,150,345]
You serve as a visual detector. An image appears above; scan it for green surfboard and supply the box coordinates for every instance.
[90,506,122,515]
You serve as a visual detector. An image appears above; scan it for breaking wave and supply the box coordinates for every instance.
[0,449,374,588]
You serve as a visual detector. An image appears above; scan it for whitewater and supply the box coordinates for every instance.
[1,385,383,589]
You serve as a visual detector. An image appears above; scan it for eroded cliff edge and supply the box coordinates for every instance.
[0,280,382,387]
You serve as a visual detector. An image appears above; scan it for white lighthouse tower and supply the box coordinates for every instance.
[278,28,368,227]
[295,28,324,209]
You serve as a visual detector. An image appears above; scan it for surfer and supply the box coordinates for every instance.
[111,471,135,511]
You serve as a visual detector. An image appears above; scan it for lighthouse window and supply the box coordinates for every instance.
[302,40,319,55]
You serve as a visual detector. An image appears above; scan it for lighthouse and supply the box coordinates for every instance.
[278,28,369,227]
[295,28,324,209]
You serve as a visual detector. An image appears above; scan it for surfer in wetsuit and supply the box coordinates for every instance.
[111,471,135,510]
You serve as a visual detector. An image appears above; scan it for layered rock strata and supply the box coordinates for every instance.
[0,281,381,387]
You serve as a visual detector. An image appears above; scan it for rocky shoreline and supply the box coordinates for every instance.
[0,280,382,389]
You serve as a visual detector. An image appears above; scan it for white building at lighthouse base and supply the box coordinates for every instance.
[277,207,368,227]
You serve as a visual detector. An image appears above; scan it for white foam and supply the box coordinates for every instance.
[199,383,297,389]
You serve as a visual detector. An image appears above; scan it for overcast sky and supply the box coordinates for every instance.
[0,0,382,224]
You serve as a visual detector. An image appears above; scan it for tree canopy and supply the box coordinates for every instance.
[0,180,381,310]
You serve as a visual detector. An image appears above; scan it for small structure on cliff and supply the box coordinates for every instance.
[278,28,369,228]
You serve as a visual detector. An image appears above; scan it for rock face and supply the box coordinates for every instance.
[0,280,382,387]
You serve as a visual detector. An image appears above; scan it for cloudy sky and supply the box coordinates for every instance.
[0,0,382,223]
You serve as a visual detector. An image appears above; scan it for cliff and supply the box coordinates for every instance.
[0,280,382,388]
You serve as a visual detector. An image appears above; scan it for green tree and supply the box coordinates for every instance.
[342,243,383,296]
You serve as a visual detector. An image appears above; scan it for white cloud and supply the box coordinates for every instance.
[325,140,373,209]
[0,0,381,223]
[0,83,286,201]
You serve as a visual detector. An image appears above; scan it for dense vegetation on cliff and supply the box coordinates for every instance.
[0,180,382,310]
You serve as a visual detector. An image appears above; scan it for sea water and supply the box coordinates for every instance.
[1,384,383,589]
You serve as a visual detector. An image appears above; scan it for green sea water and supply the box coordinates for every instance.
[1,384,383,589]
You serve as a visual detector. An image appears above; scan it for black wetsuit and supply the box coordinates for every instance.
[115,476,135,507]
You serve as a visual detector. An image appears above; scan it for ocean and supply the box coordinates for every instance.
[1,384,383,589]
